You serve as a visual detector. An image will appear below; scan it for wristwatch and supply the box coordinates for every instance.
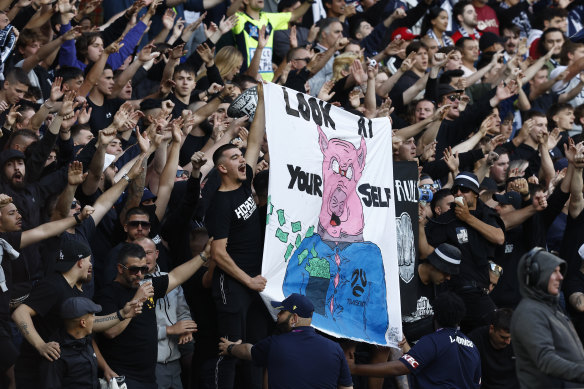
[200,251,208,263]
[73,212,82,224]
[122,174,132,183]
[227,343,235,355]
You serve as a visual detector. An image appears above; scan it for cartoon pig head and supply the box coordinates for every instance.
[317,125,366,239]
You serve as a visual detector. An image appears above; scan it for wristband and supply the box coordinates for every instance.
[227,343,235,355]
[73,212,82,224]
[116,310,125,321]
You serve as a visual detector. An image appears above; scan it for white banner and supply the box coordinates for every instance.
[261,83,401,346]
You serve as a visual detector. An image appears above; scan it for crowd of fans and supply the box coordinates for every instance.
[0,0,583,387]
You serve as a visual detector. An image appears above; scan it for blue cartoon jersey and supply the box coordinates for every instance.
[283,233,388,344]
[400,327,481,389]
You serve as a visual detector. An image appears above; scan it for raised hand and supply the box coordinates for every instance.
[289,25,298,48]
[49,77,64,103]
[138,42,160,63]
[384,38,405,57]
[443,146,459,173]
[162,8,177,30]
[169,43,186,61]
[191,151,207,171]
[104,37,124,55]
[62,25,83,41]
[219,14,238,34]
[351,59,367,85]
[99,126,118,146]
[67,161,87,186]
[182,12,206,42]
[5,105,21,129]
[317,80,336,101]
[196,43,214,66]
[77,103,92,125]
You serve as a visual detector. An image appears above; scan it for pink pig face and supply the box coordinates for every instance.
[317,126,367,239]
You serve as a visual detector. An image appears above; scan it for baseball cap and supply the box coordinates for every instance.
[452,172,480,195]
[54,240,92,273]
[141,187,157,203]
[479,32,507,52]
[60,297,102,319]
[271,293,314,318]
[391,27,417,41]
[493,191,522,209]
[437,84,464,100]
[0,149,25,167]
[426,243,461,275]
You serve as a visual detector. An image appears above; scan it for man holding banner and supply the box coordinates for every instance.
[205,84,271,388]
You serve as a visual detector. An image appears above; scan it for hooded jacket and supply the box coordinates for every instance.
[511,250,584,388]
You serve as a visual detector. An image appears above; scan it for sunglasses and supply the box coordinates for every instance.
[120,263,149,275]
[489,261,503,277]
[127,220,151,228]
[450,186,472,195]
[293,57,311,62]
[446,94,461,102]
[70,200,78,209]
[421,183,441,192]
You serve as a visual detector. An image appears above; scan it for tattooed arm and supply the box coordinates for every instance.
[12,304,61,362]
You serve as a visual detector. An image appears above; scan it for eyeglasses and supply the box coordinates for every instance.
[450,186,472,195]
[70,200,78,209]
[120,263,149,275]
[446,94,461,102]
[293,57,311,62]
[489,261,503,277]
[127,220,151,228]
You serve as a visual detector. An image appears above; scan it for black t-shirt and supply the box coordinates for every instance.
[21,273,83,359]
[284,68,311,94]
[426,200,504,289]
[87,97,125,135]
[179,134,209,167]
[169,92,188,119]
[0,231,21,321]
[94,275,169,382]
[205,165,262,276]
[468,325,518,389]
[402,278,437,342]
[561,208,584,284]
[490,226,525,309]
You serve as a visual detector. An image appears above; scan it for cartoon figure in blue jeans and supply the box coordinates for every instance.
[283,126,388,344]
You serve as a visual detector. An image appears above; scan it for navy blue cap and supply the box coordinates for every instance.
[0,149,25,167]
[271,293,314,318]
[141,187,157,203]
[60,297,102,319]
[493,191,522,210]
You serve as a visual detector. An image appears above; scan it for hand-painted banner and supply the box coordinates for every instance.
[261,83,401,346]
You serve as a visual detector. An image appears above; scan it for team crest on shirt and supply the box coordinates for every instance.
[244,21,273,41]
[456,227,468,244]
